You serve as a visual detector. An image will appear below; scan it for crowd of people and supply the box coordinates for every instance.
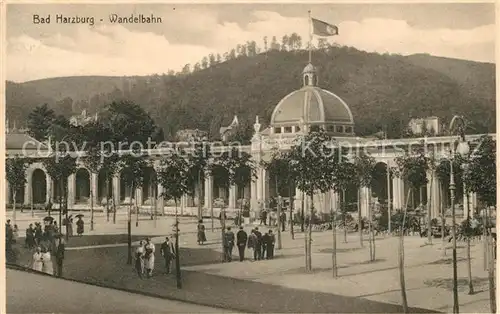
[134,236,177,278]
[223,226,276,262]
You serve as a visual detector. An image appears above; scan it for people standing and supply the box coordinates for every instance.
[262,231,269,260]
[260,209,268,226]
[26,224,35,249]
[247,229,257,261]
[54,234,65,277]
[34,223,43,246]
[197,220,207,245]
[76,217,84,236]
[266,230,276,259]
[32,246,43,272]
[160,237,175,274]
[223,227,235,262]
[135,240,145,278]
[280,211,286,232]
[253,227,263,261]
[41,247,54,275]
[143,238,155,277]
[236,226,248,262]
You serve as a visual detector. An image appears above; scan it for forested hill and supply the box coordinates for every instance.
[6,46,495,139]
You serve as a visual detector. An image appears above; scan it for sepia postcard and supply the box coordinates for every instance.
[2,2,497,313]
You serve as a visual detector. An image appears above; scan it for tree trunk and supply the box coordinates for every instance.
[12,191,17,225]
[483,206,488,271]
[368,188,373,261]
[106,177,110,222]
[127,183,134,265]
[175,200,182,289]
[198,172,203,221]
[343,189,347,243]
[59,179,63,233]
[307,193,313,272]
[135,187,139,227]
[64,179,69,241]
[289,183,294,240]
[370,188,376,261]
[301,191,305,232]
[399,188,412,313]
[465,191,474,295]
[221,205,226,262]
[488,231,496,313]
[358,188,363,247]
[90,183,94,231]
[332,194,338,277]
[277,195,282,250]
[112,177,117,224]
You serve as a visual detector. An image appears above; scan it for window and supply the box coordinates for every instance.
[345,126,353,133]
[310,125,320,132]
[327,125,335,132]
[284,126,292,133]
[274,127,282,134]
[295,126,301,132]
[336,126,344,133]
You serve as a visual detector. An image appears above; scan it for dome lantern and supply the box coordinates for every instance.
[303,63,318,86]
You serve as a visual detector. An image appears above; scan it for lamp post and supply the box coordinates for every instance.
[449,115,470,314]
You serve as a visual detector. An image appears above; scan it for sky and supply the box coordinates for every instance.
[6,3,496,82]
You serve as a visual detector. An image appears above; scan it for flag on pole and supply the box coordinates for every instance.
[311,18,338,36]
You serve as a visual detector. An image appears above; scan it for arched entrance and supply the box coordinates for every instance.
[32,169,47,204]
[120,172,133,204]
[75,168,90,204]
[142,167,157,205]
[97,170,112,205]
[371,162,392,204]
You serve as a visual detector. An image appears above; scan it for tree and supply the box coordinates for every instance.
[464,135,496,312]
[281,35,289,51]
[119,154,148,264]
[211,148,256,260]
[288,129,340,272]
[6,156,29,224]
[187,142,212,221]
[332,160,356,276]
[158,152,192,289]
[102,100,159,148]
[353,152,376,260]
[395,145,430,313]
[181,64,191,75]
[43,154,77,240]
[262,150,294,247]
[27,104,56,141]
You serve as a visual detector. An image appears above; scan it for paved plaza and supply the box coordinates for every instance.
[7,210,493,313]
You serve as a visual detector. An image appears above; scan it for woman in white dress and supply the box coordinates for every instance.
[134,240,145,278]
[143,238,155,277]
[32,246,43,272]
[41,248,54,275]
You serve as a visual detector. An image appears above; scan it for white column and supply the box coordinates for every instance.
[294,187,302,211]
[262,168,270,207]
[135,187,143,207]
[392,176,404,210]
[157,183,165,214]
[112,174,120,206]
[250,178,258,211]
[67,174,76,206]
[24,170,32,206]
[229,185,237,209]
[204,174,213,210]
[360,186,370,217]
[91,172,98,206]
[331,190,340,212]
[46,175,52,204]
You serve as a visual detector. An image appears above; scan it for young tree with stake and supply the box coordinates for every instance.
[158,152,192,289]
[6,156,30,225]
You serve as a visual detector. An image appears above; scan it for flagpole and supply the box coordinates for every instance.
[308,10,312,63]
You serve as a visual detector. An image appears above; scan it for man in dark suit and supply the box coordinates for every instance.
[253,227,263,260]
[224,227,235,262]
[236,226,248,262]
[160,237,175,274]
[266,230,276,259]
[54,233,65,277]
